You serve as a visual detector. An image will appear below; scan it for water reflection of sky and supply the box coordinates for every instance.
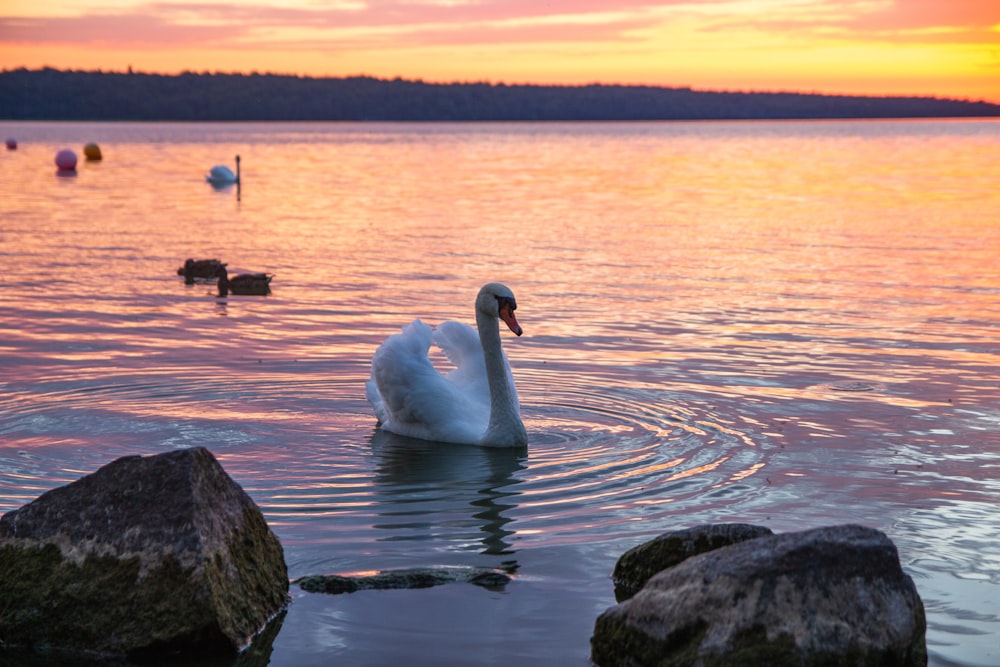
[1,120,998,666]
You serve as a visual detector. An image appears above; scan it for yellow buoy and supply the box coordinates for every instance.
[84,142,103,161]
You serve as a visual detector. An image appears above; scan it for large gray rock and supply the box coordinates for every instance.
[592,524,926,667]
[0,447,288,660]
[612,523,774,601]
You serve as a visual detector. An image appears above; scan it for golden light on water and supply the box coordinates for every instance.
[1,119,999,665]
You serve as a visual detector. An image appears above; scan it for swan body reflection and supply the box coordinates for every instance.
[370,429,525,556]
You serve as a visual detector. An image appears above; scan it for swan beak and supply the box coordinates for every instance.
[499,303,523,336]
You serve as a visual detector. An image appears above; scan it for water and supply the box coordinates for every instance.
[1,119,998,666]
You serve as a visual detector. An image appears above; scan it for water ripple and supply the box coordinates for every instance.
[0,360,771,563]
[3,119,999,667]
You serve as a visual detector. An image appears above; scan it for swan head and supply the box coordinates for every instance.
[477,282,522,336]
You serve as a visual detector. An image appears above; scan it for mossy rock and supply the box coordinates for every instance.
[593,525,927,667]
[0,448,288,660]
[612,523,773,601]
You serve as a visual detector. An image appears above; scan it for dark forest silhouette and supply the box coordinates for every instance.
[2,67,998,121]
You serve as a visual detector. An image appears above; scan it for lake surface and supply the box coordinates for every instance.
[1,119,998,666]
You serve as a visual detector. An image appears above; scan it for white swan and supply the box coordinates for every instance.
[206,155,240,185]
[366,282,528,448]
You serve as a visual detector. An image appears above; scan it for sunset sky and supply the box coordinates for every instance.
[2,1,998,102]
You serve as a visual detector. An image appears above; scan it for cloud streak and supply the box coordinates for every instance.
[702,0,1000,45]
[2,0,997,48]
[0,1,682,53]
[5,0,993,48]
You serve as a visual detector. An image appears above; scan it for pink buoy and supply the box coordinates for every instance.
[5,138,16,150]
[55,149,78,172]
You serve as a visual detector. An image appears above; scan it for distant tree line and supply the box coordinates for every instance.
[2,67,998,121]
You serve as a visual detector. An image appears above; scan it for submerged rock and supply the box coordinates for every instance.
[298,562,518,594]
[0,447,288,660]
[592,524,926,667]
[612,523,773,602]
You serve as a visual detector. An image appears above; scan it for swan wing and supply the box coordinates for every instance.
[432,320,480,367]
[366,320,487,443]
[206,165,236,183]
[432,319,519,411]
[432,321,489,396]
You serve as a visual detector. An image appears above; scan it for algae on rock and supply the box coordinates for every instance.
[0,447,288,660]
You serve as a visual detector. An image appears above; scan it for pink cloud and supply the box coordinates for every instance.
[5,0,995,52]
[0,13,247,45]
[701,0,1000,45]
[0,0,704,47]
[848,0,999,31]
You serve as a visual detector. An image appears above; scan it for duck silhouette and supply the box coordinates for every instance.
[216,266,273,296]
[178,258,227,284]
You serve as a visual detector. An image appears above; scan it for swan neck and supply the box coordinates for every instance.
[476,309,526,447]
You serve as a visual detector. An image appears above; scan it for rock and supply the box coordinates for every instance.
[298,562,518,594]
[592,524,926,667]
[612,523,774,601]
[0,447,288,660]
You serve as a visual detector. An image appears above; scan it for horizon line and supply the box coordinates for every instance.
[5,65,998,106]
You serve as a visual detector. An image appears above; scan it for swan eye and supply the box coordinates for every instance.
[496,296,516,311]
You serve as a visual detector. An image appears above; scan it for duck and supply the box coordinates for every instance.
[365,282,527,448]
[177,258,227,283]
[216,267,273,296]
[205,155,240,186]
